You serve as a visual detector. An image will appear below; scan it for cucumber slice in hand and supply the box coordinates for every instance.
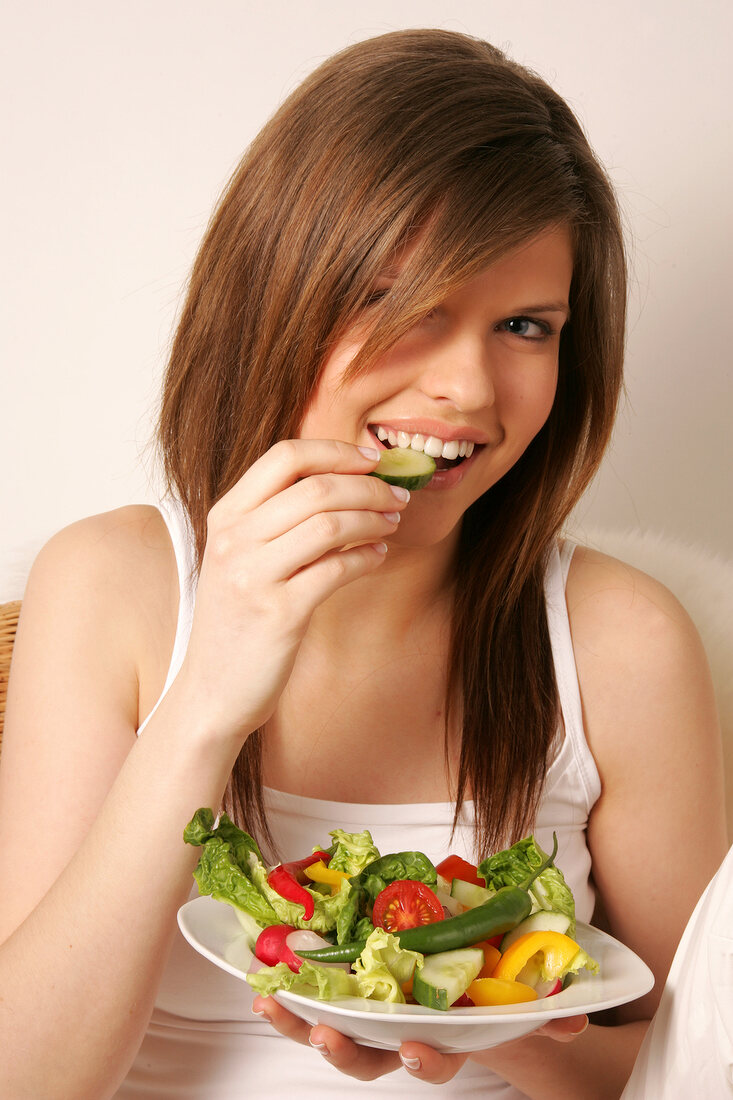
[370,447,436,490]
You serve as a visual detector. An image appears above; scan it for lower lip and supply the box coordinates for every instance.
[423,450,479,490]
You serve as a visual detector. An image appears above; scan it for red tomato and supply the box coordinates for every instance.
[435,855,485,888]
[372,881,444,932]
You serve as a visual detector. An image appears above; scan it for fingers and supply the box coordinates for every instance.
[256,468,409,545]
[251,998,468,1084]
[397,1042,469,1084]
[535,1014,589,1042]
[252,998,401,1081]
[220,439,382,514]
[308,1024,402,1081]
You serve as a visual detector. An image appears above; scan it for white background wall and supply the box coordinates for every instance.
[2,0,731,597]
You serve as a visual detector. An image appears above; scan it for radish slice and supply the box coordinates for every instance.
[286,930,351,972]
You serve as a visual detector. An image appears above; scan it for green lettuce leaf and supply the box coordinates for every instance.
[351,928,423,1003]
[184,817,279,926]
[478,835,576,937]
[548,947,599,982]
[357,851,438,904]
[327,829,380,876]
[246,960,358,999]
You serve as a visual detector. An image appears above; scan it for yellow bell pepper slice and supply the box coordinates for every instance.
[492,930,581,982]
[304,860,351,895]
[467,977,538,1005]
[470,940,502,978]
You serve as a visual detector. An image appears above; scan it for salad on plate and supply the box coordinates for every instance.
[183,809,599,1013]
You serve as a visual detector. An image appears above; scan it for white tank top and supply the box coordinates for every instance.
[118,498,601,1099]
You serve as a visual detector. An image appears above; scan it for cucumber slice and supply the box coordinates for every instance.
[412,947,484,1011]
[370,447,436,490]
[449,879,495,909]
[499,910,571,952]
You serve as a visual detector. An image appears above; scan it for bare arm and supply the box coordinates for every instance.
[0,512,243,1098]
[0,441,406,1099]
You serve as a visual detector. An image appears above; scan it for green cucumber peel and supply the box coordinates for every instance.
[370,447,436,490]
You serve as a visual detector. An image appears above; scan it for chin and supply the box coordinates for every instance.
[387,512,463,551]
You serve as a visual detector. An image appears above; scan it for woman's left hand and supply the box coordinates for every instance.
[252,996,588,1084]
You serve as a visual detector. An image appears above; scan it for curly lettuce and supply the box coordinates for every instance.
[478,835,576,936]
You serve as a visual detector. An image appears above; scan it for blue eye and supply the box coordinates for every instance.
[501,317,551,340]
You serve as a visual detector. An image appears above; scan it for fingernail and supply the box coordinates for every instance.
[373,542,389,555]
[358,446,379,460]
[309,1036,330,1055]
[570,1018,589,1036]
[400,1053,421,1071]
[251,1008,271,1023]
[389,484,410,502]
[382,511,401,524]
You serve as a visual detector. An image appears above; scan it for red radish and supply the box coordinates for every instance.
[534,978,563,998]
[254,925,301,972]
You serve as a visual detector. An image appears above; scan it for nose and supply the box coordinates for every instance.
[417,333,496,413]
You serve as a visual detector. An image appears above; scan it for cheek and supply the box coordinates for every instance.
[511,366,558,434]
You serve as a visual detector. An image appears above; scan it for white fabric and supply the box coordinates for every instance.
[119,500,601,1098]
[621,844,733,1099]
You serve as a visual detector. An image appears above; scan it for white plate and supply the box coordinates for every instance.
[178,895,654,1053]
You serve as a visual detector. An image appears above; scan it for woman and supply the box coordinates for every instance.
[0,28,726,1099]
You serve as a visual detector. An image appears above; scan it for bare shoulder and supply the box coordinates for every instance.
[564,543,720,770]
[28,504,173,596]
[565,543,695,642]
[13,504,178,729]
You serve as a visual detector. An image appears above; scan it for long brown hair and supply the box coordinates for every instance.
[158,30,626,857]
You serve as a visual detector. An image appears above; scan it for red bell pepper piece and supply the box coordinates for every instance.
[435,854,486,888]
[267,850,331,920]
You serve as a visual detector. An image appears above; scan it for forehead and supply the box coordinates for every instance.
[378,224,574,299]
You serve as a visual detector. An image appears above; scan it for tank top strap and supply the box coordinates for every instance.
[543,539,601,808]
[136,496,197,735]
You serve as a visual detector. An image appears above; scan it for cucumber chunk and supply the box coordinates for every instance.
[412,947,484,1011]
[499,910,572,952]
[449,878,495,909]
[370,447,436,490]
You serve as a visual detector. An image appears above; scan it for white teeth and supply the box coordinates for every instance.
[373,425,476,459]
[423,435,444,459]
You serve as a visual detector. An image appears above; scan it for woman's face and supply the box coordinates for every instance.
[298,225,573,547]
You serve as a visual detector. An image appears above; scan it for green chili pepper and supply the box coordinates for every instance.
[296,833,559,963]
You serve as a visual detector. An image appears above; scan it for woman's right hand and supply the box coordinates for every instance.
[174,439,409,742]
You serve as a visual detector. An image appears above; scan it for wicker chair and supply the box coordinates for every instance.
[0,600,21,752]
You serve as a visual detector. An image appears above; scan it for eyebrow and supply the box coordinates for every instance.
[517,301,567,314]
[517,302,571,319]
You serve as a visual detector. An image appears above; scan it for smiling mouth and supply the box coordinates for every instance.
[370,425,479,471]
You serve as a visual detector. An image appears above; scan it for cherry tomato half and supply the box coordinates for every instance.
[372,881,444,932]
[435,855,485,888]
